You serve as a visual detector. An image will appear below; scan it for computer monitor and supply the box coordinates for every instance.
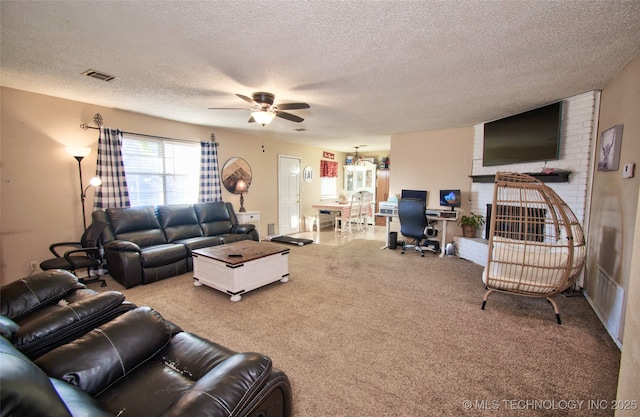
[439,189,461,210]
[401,189,427,203]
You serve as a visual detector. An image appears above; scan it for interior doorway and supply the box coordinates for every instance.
[278,155,301,235]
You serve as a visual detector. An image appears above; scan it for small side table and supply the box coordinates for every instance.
[236,211,260,236]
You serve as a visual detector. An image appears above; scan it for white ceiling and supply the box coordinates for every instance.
[1,1,639,153]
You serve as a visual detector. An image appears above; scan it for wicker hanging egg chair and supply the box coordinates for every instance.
[481,172,586,324]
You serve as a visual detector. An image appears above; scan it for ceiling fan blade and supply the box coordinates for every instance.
[276,102,310,111]
[208,107,250,110]
[236,94,256,105]
[275,111,304,123]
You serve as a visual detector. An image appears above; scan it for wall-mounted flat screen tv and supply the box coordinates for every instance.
[483,101,563,167]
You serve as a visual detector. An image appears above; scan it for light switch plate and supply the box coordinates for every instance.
[622,163,635,179]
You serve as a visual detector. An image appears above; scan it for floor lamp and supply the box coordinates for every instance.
[66,147,102,230]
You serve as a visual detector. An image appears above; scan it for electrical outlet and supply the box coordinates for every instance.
[29,261,38,272]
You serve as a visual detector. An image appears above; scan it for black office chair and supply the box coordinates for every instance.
[39,221,108,287]
[398,198,439,257]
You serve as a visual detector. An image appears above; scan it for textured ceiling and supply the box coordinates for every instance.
[1,1,639,152]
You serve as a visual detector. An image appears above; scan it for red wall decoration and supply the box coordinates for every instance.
[320,160,338,177]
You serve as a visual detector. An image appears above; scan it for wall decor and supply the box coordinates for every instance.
[323,151,334,160]
[222,157,252,193]
[320,160,338,177]
[598,125,623,171]
[303,166,313,183]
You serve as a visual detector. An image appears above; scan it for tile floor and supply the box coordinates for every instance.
[288,224,388,247]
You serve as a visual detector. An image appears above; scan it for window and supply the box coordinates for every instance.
[319,160,338,200]
[121,136,200,206]
[320,177,337,200]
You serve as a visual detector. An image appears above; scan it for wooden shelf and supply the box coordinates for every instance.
[470,171,571,183]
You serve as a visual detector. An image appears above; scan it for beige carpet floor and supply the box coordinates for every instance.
[100,239,621,417]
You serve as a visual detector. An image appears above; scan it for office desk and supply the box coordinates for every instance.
[375,212,457,257]
[427,216,457,257]
[374,212,397,249]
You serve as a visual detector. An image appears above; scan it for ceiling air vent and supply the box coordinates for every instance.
[82,69,116,82]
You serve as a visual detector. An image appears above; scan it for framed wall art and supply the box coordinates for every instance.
[303,166,313,183]
[222,157,252,192]
[598,125,623,171]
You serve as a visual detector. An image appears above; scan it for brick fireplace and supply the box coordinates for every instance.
[456,91,599,271]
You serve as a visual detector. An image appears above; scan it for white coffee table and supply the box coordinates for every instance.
[192,240,290,301]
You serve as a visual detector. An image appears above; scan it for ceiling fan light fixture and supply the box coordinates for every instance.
[251,110,276,126]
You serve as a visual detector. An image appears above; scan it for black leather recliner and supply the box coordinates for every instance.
[1,306,292,417]
[0,270,135,359]
[98,205,191,288]
[93,202,259,288]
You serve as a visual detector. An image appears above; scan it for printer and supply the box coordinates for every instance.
[379,201,398,215]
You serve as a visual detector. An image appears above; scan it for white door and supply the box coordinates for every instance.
[278,155,301,235]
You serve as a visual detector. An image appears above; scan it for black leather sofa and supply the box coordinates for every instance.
[93,202,259,288]
[0,270,134,360]
[1,306,293,417]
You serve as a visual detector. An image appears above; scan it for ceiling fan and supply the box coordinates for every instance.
[209,92,310,126]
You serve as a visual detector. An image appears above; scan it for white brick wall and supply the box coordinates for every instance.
[459,91,599,265]
[454,236,489,267]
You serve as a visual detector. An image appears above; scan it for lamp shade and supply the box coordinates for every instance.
[89,176,102,187]
[251,110,276,126]
[235,179,248,193]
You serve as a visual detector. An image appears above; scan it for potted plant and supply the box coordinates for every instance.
[458,212,485,238]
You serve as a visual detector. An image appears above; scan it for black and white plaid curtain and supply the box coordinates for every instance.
[199,140,222,202]
[93,127,131,210]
